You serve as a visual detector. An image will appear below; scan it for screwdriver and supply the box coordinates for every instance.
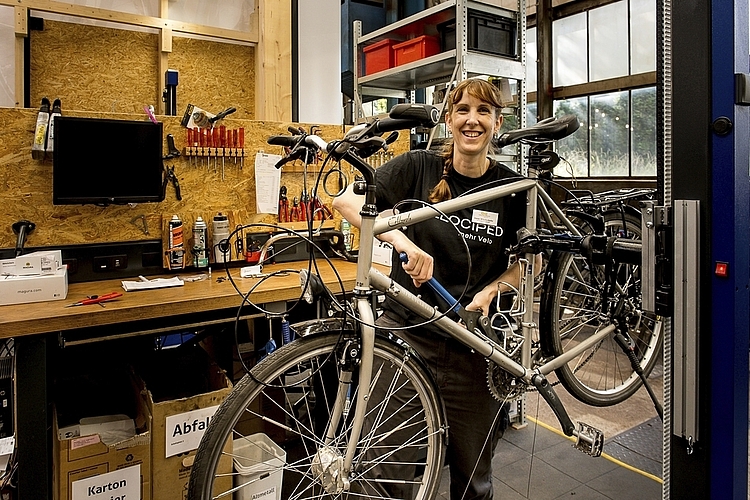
[66,292,122,307]
[186,128,193,167]
[232,129,238,166]
[199,128,205,169]
[220,125,227,180]
[239,127,245,170]
[192,128,199,167]
[212,127,220,173]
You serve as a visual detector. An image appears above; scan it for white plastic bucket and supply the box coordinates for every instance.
[233,433,286,500]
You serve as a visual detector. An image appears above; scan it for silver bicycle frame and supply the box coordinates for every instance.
[332,176,615,483]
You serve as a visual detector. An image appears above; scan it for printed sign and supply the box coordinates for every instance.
[165,405,219,457]
[71,464,140,500]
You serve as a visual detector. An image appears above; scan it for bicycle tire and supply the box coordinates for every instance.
[539,211,662,406]
[187,330,446,500]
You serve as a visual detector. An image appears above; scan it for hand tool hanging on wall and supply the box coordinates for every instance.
[278,186,289,223]
[164,134,181,160]
[12,220,35,257]
[239,128,245,169]
[290,197,301,222]
[162,165,182,200]
[220,125,227,180]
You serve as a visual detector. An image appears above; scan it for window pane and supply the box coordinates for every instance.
[168,0,255,33]
[553,13,587,86]
[526,101,538,126]
[589,2,629,81]
[631,87,657,176]
[526,27,537,93]
[554,97,589,177]
[630,0,657,74]
[0,6,14,107]
[590,91,630,176]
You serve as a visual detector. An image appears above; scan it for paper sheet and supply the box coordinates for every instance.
[121,276,184,292]
[254,152,283,214]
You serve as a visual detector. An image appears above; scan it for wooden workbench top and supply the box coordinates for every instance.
[0,261,363,338]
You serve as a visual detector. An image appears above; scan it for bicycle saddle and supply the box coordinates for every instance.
[495,114,580,148]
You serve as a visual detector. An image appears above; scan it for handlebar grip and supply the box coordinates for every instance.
[375,104,441,133]
[267,135,299,147]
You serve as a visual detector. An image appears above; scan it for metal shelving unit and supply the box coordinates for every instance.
[353,0,527,127]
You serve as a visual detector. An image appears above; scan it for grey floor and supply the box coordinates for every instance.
[433,365,665,500]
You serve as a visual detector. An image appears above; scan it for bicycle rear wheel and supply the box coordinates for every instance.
[187,331,446,500]
[539,211,662,406]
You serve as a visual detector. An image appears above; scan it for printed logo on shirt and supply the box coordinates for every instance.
[437,213,504,245]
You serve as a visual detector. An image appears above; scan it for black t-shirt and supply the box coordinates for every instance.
[374,149,527,331]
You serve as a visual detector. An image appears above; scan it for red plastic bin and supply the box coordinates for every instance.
[363,39,396,75]
[393,35,441,66]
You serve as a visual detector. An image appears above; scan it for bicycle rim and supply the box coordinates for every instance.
[187,332,446,500]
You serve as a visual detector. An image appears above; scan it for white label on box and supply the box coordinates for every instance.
[252,486,277,500]
[165,405,219,457]
[71,463,140,500]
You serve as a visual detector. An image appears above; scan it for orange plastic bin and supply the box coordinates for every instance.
[363,39,396,75]
[393,35,441,66]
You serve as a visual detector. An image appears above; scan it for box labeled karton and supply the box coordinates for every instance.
[53,369,151,500]
[393,35,441,66]
[363,38,396,75]
[137,346,233,500]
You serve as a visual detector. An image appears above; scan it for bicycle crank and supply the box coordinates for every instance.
[311,445,348,494]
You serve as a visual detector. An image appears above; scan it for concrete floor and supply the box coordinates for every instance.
[434,360,665,499]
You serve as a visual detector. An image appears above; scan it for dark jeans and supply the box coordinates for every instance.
[375,312,509,500]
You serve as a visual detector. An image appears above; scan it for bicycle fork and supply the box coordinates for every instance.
[311,296,376,494]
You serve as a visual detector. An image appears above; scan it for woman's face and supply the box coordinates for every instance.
[445,91,502,158]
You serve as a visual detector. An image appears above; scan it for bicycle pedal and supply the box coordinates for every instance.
[574,422,604,457]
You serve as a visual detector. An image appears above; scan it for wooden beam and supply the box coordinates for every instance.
[14,6,27,107]
[552,71,658,100]
[255,0,292,121]
[0,0,258,44]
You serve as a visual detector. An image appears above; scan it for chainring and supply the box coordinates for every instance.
[487,357,526,401]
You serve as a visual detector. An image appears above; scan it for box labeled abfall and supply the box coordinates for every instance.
[136,346,233,500]
[0,266,68,306]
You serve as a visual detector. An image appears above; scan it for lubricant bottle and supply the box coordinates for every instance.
[168,214,185,269]
[192,216,209,269]
[31,97,51,160]
[212,212,230,263]
[45,98,62,159]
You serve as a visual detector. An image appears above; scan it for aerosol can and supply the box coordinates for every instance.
[212,213,230,263]
[31,97,51,160]
[168,214,185,270]
[45,98,62,159]
[192,216,209,269]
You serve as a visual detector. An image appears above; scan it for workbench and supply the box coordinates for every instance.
[0,260,361,500]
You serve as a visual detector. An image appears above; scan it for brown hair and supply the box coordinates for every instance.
[428,79,503,203]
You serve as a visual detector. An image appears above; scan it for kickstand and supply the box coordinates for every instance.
[614,332,664,421]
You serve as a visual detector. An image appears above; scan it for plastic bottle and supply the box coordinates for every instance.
[212,213,231,263]
[31,97,51,160]
[45,98,62,159]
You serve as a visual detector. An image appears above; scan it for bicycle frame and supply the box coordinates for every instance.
[327,157,613,481]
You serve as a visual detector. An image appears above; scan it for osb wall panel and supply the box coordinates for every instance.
[0,106,408,266]
[30,20,158,115]
[29,20,255,120]
[170,36,255,120]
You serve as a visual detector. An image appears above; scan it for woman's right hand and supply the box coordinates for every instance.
[397,242,434,288]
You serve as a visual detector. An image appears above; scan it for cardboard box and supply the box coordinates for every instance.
[137,346,233,500]
[53,369,151,500]
[0,265,68,306]
[0,249,62,276]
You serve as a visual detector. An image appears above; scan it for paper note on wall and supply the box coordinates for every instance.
[255,153,282,214]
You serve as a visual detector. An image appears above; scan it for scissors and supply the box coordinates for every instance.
[66,292,123,308]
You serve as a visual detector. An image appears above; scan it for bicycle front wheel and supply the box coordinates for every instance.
[188,331,446,500]
[539,249,662,407]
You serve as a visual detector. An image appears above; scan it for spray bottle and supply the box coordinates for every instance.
[45,99,62,159]
[31,97,51,160]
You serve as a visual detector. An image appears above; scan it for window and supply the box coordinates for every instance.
[551,87,657,178]
[0,6,14,107]
[553,13,587,86]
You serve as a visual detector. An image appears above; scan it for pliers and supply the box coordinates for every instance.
[312,196,333,220]
[278,186,289,223]
[163,165,182,200]
[290,197,301,222]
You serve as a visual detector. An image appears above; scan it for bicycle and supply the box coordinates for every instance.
[187,106,663,500]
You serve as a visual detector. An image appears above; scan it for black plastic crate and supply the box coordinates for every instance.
[468,9,517,58]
